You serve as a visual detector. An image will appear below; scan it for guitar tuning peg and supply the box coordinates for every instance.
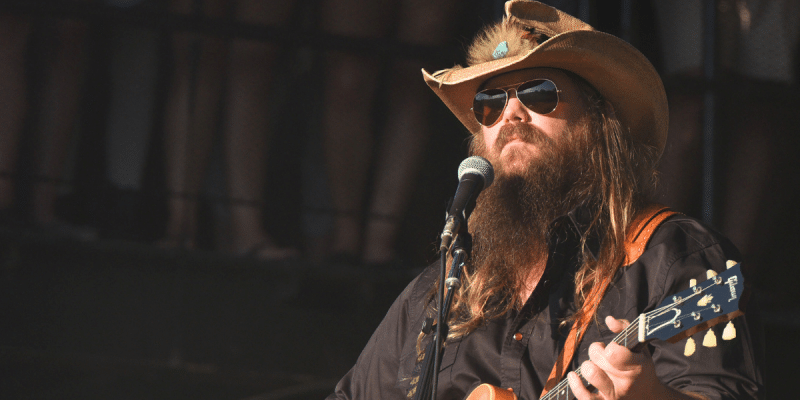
[703,329,717,347]
[697,294,713,307]
[722,321,736,340]
[689,278,697,287]
[684,337,696,356]
[726,260,738,269]
[706,269,718,280]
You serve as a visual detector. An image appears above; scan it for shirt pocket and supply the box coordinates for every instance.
[396,333,462,395]
[440,337,462,369]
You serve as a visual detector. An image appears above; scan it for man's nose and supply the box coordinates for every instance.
[501,92,531,123]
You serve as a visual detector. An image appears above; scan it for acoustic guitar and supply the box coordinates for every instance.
[466,260,746,400]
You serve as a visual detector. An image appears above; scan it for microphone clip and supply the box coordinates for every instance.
[440,213,462,253]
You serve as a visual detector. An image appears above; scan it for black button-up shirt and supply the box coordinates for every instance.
[327,215,764,400]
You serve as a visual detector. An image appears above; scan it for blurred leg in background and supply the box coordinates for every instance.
[31,16,90,232]
[0,15,32,224]
[161,0,298,259]
[359,0,460,266]
[318,0,393,264]
[0,5,92,239]
[319,0,461,267]
[222,0,298,259]
[160,0,228,249]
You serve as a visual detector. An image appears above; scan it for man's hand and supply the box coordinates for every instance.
[567,316,703,400]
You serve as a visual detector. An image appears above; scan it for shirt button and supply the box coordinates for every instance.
[514,332,523,341]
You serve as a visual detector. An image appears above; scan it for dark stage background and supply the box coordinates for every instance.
[1,0,798,398]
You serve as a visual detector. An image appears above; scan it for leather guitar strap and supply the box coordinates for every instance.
[540,204,677,396]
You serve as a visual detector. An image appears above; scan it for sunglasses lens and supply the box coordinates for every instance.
[473,89,507,126]
[517,79,558,114]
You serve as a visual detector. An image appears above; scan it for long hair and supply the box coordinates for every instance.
[444,74,660,339]
[566,77,660,326]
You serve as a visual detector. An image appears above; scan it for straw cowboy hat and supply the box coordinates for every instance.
[422,0,668,156]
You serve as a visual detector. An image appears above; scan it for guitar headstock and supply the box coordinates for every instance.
[642,261,745,344]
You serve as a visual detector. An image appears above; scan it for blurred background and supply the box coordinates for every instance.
[0,0,798,398]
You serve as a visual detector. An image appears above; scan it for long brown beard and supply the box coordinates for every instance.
[445,76,659,340]
[467,122,588,306]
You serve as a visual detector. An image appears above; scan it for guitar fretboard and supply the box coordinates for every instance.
[540,316,644,400]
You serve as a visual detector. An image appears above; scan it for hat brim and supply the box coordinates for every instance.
[422,29,668,156]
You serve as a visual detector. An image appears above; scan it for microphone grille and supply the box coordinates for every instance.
[457,156,494,188]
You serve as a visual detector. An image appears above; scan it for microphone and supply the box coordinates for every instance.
[440,156,494,252]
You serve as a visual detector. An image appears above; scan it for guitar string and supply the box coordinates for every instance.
[543,297,696,398]
[622,274,731,347]
[542,275,730,399]
[648,277,722,320]
[543,297,693,399]
[542,316,642,399]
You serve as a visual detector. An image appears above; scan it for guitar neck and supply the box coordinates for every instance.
[467,263,744,400]
[540,315,644,400]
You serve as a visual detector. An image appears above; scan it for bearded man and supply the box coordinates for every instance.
[326,1,763,399]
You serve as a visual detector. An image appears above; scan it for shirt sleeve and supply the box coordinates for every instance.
[640,217,765,400]
[326,266,437,400]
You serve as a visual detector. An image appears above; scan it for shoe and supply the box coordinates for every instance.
[36,219,98,242]
[326,252,361,267]
[156,234,195,250]
[0,207,25,229]
[236,241,300,262]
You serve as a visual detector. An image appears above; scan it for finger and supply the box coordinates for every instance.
[567,371,594,400]
[602,341,644,370]
[588,342,611,370]
[590,333,647,372]
[605,315,630,333]
[584,353,616,397]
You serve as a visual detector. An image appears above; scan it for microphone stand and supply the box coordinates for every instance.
[412,229,472,400]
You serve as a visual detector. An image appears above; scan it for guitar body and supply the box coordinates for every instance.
[466,383,517,400]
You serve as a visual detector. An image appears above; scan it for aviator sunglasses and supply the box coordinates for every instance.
[472,79,560,127]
